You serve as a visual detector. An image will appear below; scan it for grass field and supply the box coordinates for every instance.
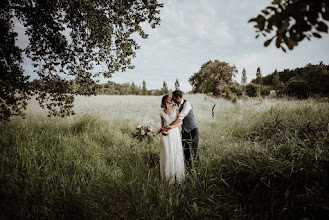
[1,94,329,219]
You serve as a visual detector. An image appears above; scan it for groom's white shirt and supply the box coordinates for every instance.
[177,99,192,121]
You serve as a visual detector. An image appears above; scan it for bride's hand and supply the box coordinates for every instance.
[165,125,172,130]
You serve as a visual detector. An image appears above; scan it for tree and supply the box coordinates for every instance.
[161,81,169,95]
[255,67,263,85]
[249,62,329,98]
[249,0,329,52]
[0,0,163,120]
[142,80,147,95]
[282,62,329,98]
[174,78,180,90]
[272,69,280,90]
[255,67,263,96]
[241,68,247,86]
[131,82,137,95]
[189,60,238,97]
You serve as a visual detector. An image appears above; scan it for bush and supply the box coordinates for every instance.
[230,83,243,97]
[245,84,259,97]
[284,79,310,99]
[260,86,270,97]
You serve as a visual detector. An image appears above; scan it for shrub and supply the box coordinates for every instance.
[284,79,310,99]
[260,86,271,97]
[245,84,259,97]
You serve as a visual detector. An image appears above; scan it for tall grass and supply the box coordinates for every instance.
[1,95,329,219]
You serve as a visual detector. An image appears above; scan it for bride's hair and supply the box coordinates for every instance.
[161,94,169,108]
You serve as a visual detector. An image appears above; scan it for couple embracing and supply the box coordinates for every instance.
[155,90,199,183]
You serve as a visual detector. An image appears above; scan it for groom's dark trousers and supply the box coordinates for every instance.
[182,127,199,169]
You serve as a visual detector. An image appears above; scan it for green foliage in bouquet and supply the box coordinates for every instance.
[135,124,155,142]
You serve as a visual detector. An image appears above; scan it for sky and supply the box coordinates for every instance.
[18,0,329,93]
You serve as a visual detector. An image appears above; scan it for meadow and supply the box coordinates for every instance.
[1,94,329,219]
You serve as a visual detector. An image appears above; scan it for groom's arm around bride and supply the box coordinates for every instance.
[166,90,199,169]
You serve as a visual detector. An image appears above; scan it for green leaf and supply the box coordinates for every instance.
[283,36,295,50]
[315,22,328,32]
[313,32,322,38]
[266,6,277,11]
[275,37,282,48]
[272,0,281,5]
[281,47,287,53]
[248,18,257,23]
[265,29,272,33]
[264,37,274,46]
[261,10,269,15]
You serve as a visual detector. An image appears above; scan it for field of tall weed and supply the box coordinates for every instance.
[1,94,328,219]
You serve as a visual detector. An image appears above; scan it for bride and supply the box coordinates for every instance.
[156,94,185,183]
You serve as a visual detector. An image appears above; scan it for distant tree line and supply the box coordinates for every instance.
[28,61,328,101]
[99,80,174,96]
[189,60,329,100]
[29,79,179,96]
[250,62,329,98]
[29,60,329,101]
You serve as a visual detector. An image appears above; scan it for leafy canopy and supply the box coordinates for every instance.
[174,78,180,90]
[189,60,237,96]
[255,67,263,85]
[161,81,169,94]
[0,0,162,120]
[249,0,329,52]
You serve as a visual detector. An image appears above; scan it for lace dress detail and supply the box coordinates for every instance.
[159,106,185,183]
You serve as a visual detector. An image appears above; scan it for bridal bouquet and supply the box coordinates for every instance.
[135,124,155,141]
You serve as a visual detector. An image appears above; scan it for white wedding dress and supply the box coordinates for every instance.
[159,106,185,183]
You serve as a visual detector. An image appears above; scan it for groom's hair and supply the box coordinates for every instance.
[172,90,183,98]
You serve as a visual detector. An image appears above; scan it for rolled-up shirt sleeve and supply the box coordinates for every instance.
[178,102,192,120]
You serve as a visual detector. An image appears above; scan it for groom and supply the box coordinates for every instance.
[166,90,199,169]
